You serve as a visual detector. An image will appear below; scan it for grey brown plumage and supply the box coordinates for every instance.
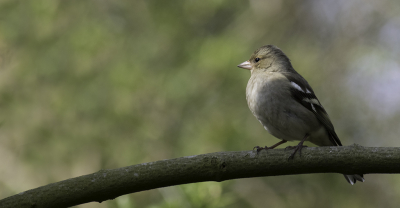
[239,45,364,185]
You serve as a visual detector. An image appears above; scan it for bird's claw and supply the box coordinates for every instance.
[287,144,308,160]
[284,146,295,150]
[253,145,269,153]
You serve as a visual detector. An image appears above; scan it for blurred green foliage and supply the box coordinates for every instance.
[1,0,400,207]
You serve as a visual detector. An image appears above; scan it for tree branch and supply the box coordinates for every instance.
[1,145,399,208]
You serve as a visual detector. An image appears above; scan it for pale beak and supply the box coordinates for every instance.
[237,61,252,70]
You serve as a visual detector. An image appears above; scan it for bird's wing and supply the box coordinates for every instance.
[282,72,342,146]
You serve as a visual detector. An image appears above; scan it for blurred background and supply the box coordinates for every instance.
[1,0,400,207]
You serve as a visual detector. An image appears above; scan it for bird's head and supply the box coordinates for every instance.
[237,45,294,73]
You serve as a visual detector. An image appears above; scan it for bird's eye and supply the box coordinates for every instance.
[255,58,260,62]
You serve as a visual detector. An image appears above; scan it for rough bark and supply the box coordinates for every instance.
[1,145,399,208]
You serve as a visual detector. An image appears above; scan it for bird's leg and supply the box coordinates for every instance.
[286,134,309,160]
[253,140,287,153]
[269,140,288,149]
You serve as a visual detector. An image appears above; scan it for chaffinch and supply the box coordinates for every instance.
[238,45,364,185]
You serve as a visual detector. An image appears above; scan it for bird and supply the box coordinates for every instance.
[237,45,364,185]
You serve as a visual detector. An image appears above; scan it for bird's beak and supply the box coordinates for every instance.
[237,61,252,70]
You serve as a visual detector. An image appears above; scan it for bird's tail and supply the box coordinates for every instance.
[343,174,365,185]
[326,132,365,185]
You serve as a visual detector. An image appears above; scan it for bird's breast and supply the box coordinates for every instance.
[246,73,289,117]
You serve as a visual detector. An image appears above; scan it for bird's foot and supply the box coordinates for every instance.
[253,146,269,153]
[285,144,308,160]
